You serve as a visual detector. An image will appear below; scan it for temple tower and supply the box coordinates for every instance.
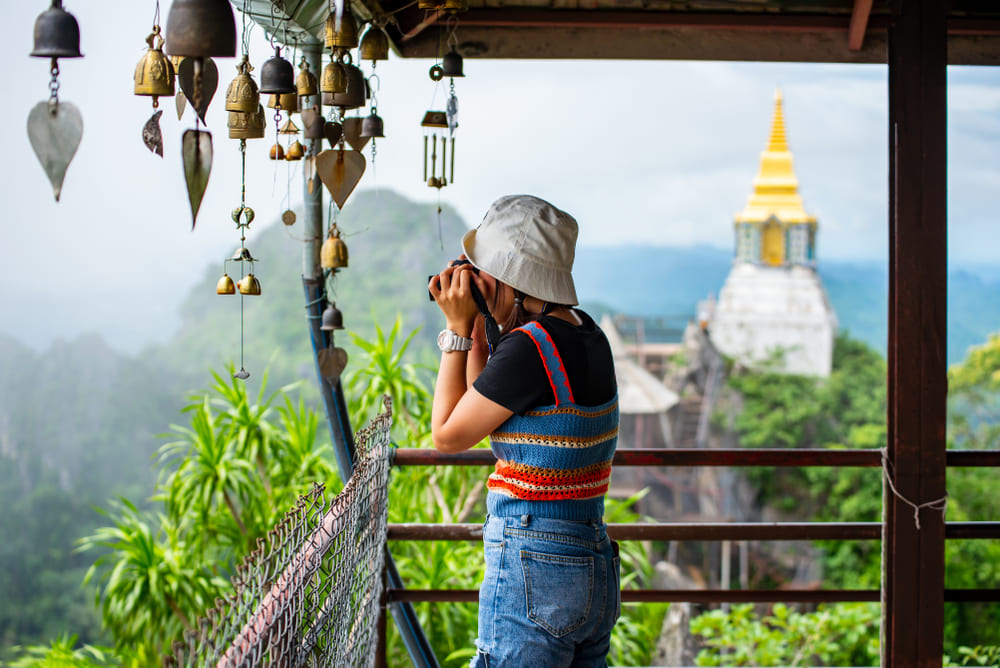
[708,90,838,377]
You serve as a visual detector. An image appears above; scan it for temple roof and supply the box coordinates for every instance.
[734,89,817,226]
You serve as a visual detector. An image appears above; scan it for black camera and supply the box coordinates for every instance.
[428,259,480,301]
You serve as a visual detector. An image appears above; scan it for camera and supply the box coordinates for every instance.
[428,259,480,301]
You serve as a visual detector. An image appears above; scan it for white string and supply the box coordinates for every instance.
[880,448,948,530]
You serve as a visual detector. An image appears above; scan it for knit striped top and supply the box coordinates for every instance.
[486,321,619,521]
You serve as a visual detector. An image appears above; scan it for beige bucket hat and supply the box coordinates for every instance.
[462,194,579,306]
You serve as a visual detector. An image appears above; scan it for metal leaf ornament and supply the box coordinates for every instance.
[27,101,83,202]
[182,129,213,228]
[318,345,348,380]
[178,57,218,123]
[342,117,370,152]
[143,109,164,156]
[315,148,365,209]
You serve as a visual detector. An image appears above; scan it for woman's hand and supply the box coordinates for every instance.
[428,263,484,337]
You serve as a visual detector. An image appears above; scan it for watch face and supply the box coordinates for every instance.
[437,329,452,351]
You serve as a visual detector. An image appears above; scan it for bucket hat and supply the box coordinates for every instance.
[462,194,579,306]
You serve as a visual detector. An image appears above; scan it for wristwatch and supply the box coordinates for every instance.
[437,328,473,352]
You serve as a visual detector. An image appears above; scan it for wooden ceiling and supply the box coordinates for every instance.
[236,0,1000,64]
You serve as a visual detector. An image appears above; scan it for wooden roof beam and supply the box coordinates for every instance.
[848,0,874,50]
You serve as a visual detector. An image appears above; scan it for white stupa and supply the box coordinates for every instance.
[708,90,838,377]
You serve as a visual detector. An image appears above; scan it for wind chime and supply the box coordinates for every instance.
[286,52,320,227]
[133,2,175,157]
[28,0,83,202]
[359,20,388,171]
[165,0,237,229]
[421,14,465,190]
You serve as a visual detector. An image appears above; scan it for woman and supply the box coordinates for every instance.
[428,194,620,667]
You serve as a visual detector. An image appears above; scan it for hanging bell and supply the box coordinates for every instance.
[286,140,305,161]
[320,224,349,269]
[269,142,285,160]
[320,303,344,331]
[267,92,299,112]
[304,107,326,139]
[360,111,384,138]
[216,273,236,295]
[359,26,389,62]
[225,56,259,113]
[442,47,464,78]
[325,8,359,51]
[134,29,175,101]
[321,58,348,94]
[330,63,366,110]
[443,0,469,12]
[228,104,266,139]
[30,0,82,59]
[259,46,295,95]
[165,0,236,58]
[238,274,261,295]
[296,58,318,97]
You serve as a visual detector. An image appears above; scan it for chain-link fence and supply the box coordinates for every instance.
[165,397,393,668]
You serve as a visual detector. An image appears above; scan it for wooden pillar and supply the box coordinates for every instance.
[885,1,948,666]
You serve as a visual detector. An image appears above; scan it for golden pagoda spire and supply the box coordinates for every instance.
[735,87,816,227]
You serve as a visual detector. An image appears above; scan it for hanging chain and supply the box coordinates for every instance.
[48,59,60,109]
[240,139,248,244]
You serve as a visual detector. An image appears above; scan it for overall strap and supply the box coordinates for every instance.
[514,321,575,406]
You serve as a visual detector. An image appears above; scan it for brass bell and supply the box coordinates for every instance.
[442,47,464,78]
[330,63,366,110]
[296,58,318,97]
[134,29,175,101]
[259,46,295,95]
[279,118,300,134]
[228,104,266,140]
[225,56,259,113]
[31,0,82,59]
[359,26,389,62]
[320,303,344,331]
[165,0,236,58]
[267,92,299,112]
[286,140,305,161]
[269,142,285,160]
[216,273,236,295]
[304,107,326,139]
[325,9,358,51]
[320,223,349,269]
[360,111,384,138]
[417,0,443,9]
[443,0,469,12]
[238,274,261,295]
[321,58,348,94]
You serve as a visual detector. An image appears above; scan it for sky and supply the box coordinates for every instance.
[2,1,999,353]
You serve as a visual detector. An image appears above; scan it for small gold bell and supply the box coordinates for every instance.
[320,223,349,269]
[216,273,236,295]
[325,9,358,51]
[359,26,389,62]
[296,57,318,97]
[225,55,259,113]
[285,140,305,161]
[134,28,175,103]
[267,92,299,112]
[321,59,347,94]
[238,274,262,295]
[269,142,285,160]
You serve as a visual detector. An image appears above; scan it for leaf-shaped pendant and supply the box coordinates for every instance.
[143,110,164,156]
[178,57,218,125]
[315,148,365,209]
[182,129,213,229]
[318,345,348,380]
[342,117,370,152]
[27,101,83,202]
[175,91,187,120]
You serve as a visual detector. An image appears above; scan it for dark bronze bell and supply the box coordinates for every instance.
[325,9,358,51]
[165,0,236,58]
[259,46,295,95]
[320,223,348,269]
[361,111,384,138]
[320,303,344,331]
[359,26,388,62]
[30,0,82,59]
[304,107,326,139]
[224,56,258,113]
[442,47,464,78]
[330,63,366,110]
[296,58,318,97]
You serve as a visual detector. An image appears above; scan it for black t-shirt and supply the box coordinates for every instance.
[473,309,617,415]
